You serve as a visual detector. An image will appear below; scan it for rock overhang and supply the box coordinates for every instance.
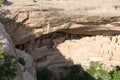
[1,0,120,45]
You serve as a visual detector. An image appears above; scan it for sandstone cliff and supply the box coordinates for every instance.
[1,0,120,45]
[1,0,120,80]
[0,23,36,80]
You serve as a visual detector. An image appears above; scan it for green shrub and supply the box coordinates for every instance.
[87,61,111,80]
[0,44,4,59]
[61,62,120,80]
[110,66,120,80]
[111,70,120,80]
[87,62,120,80]
[0,44,18,80]
[0,0,6,4]
[36,68,53,80]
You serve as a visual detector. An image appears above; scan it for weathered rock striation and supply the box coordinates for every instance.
[1,0,120,45]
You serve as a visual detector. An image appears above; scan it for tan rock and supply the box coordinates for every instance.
[1,0,120,45]
[56,35,120,67]
[16,49,37,80]
[31,46,48,60]
[0,23,37,80]
[0,22,15,55]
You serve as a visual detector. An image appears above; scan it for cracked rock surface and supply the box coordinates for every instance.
[1,0,120,45]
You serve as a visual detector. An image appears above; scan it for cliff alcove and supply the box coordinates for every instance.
[15,30,120,79]
[1,0,120,80]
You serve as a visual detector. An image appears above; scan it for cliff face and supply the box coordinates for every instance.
[1,0,120,45]
[1,0,120,80]
[0,23,36,80]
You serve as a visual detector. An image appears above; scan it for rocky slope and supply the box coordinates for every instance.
[0,23,36,80]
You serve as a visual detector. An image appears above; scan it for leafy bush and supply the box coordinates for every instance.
[0,0,6,4]
[0,44,18,80]
[110,66,120,80]
[87,62,120,80]
[36,68,53,80]
[61,62,120,80]
[87,61,111,80]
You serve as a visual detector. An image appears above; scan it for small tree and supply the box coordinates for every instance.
[0,44,18,80]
